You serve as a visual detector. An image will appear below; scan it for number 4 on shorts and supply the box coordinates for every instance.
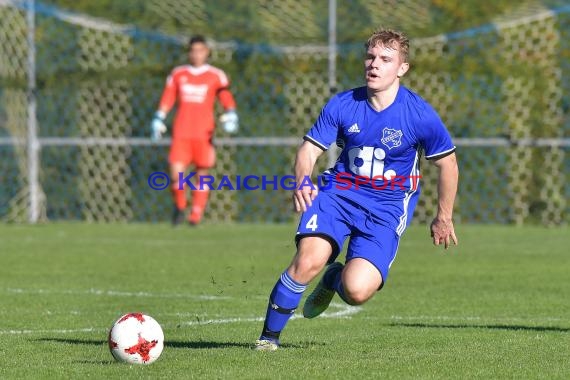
[305,214,318,231]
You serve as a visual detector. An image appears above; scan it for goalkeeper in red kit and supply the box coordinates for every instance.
[151,35,238,225]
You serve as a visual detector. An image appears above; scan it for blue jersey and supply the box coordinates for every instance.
[304,85,455,236]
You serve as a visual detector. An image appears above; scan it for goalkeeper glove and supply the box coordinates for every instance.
[151,111,167,141]
[220,110,239,134]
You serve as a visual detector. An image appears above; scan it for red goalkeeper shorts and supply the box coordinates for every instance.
[168,138,215,169]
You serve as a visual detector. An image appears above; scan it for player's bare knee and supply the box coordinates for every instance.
[342,285,375,305]
[344,291,372,306]
[289,237,332,282]
[288,256,325,283]
[170,163,185,179]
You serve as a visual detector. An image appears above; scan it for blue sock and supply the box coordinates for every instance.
[322,264,343,289]
[328,266,351,304]
[260,271,307,343]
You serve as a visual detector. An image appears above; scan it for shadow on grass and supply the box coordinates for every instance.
[35,338,315,349]
[391,322,570,333]
[73,359,116,365]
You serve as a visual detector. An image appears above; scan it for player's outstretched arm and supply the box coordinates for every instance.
[293,141,325,213]
[430,152,459,249]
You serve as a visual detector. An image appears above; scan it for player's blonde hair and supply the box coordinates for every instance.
[365,28,409,63]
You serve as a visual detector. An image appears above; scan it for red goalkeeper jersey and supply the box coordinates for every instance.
[158,64,236,140]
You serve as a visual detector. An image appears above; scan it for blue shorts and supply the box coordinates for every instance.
[295,192,400,284]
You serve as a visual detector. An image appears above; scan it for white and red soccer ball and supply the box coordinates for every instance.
[108,313,164,364]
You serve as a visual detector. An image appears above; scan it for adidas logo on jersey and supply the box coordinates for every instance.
[348,123,360,133]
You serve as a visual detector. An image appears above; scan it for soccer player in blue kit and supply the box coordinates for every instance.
[255,28,459,351]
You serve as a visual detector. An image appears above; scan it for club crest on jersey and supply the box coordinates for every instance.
[381,127,403,150]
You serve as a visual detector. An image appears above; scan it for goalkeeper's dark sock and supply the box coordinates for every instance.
[260,271,306,342]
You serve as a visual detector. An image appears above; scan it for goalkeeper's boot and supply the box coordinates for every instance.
[254,338,279,351]
[303,262,343,319]
[171,206,186,226]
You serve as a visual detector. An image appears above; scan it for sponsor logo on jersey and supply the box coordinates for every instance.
[347,123,361,133]
[381,127,403,149]
[181,83,208,103]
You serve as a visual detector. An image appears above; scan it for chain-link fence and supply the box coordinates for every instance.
[1,0,569,225]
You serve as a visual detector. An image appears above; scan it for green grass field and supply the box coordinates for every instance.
[0,223,568,379]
